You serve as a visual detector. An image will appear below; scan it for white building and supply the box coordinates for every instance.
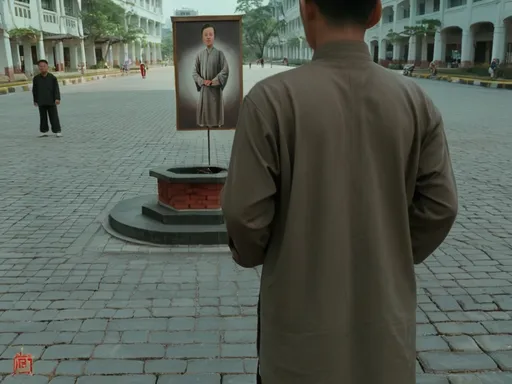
[174,8,198,17]
[265,0,313,62]
[365,0,512,67]
[0,0,163,81]
[104,0,164,68]
[0,0,85,80]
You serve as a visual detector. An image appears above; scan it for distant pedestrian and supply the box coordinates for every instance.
[32,59,62,138]
[140,62,147,79]
[249,62,252,69]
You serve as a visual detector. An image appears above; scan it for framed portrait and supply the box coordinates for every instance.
[172,15,243,131]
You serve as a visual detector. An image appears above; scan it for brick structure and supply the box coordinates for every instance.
[150,166,227,211]
[157,180,222,210]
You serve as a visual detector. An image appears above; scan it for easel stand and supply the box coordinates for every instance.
[207,129,211,166]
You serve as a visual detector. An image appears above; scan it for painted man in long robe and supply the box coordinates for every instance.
[192,24,229,128]
[221,0,458,383]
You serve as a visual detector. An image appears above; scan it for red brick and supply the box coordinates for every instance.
[189,204,207,209]
[156,181,223,210]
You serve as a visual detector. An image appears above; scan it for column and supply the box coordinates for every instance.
[79,39,86,69]
[420,35,428,67]
[158,44,162,61]
[491,25,506,62]
[0,32,14,81]
[460,29,473,67]
[433,30,444,64]
[10,41,22,73]
[407,35,417,63]
[152,43,158,63]
[135,41,141,65]
[130,42,136,64]
[378,39,387,64]
[112,44,120,66]
[36,34,46,61]
[145,43,151,64]
[45,41,56,69]
[85,41,96,67]
[69,42,78,71]
[23,40,34,75]
[392,42,401,61]
[123,43,129,62]
[55,41,65,71]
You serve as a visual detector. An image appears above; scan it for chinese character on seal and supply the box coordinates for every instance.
[13,347,33,375]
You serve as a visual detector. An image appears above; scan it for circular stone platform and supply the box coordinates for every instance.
[108,195,228,245]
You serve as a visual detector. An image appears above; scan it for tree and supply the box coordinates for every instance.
[237,0,286,59]
[161,29,173,60]
[389,19,441,39]
[235,0,264,14]
[81,0,145,61]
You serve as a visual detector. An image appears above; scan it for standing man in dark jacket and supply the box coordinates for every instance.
[32,59,62,137]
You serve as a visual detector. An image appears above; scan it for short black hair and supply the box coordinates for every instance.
[37,59,48,65]
[201,24,215,35]
[309,0,378,26]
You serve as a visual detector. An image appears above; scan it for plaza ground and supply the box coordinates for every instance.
[0,65,512,383]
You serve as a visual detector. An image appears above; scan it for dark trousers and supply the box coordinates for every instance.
[257,297,262,384]
[39,105,61,133]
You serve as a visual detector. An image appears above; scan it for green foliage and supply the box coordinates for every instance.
[237,0,286,59]
[387,19,441,40]
[235,0,264,14]
[386,29,403,43]
[8,27,39,41]
[81,0,145,43]
[287,37,300,47]
[161,29,173,60]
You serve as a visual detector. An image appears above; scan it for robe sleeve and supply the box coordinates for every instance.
[192,54,203,92]
[409,102,458,265]
[221,95,279,268]
[212,51,229,90]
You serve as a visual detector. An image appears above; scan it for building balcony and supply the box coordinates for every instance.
[42,10,60,34]
[11,1,34,29]
[64,16,79,36]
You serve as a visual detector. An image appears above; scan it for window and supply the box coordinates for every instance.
[63,0,73,15]
[433,0,440,12]
[403,8,410,18]
[448,0,466,8]
[418,1,425,15]
[41,0,55,11]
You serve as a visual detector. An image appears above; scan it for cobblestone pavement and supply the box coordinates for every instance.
[0,65,512,383]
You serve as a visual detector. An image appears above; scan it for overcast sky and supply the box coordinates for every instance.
[162,0,239,19]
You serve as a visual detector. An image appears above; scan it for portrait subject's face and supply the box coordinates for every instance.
[202,27,215,48]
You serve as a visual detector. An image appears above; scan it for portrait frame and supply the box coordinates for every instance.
[171,15,244,131]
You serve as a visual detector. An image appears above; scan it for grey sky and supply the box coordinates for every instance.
[162,0,239,18]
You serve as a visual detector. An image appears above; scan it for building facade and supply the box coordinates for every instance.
[365,0,512,67]
[265,0,313,62]
[0,0,163,81]
[103,0,164,68]
[174,8,198,17]
[0,0,85,79]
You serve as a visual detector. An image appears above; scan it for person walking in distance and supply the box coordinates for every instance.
[221,0,458,383]
[32,59,62,137]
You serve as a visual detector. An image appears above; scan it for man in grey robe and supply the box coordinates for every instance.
[221,0,458,383]
[192,24,229,128]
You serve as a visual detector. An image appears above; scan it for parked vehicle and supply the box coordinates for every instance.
[403,64,415,76]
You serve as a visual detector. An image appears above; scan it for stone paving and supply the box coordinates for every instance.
[0,65,512,383]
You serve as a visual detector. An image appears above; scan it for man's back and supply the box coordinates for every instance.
[223,41,457,384]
